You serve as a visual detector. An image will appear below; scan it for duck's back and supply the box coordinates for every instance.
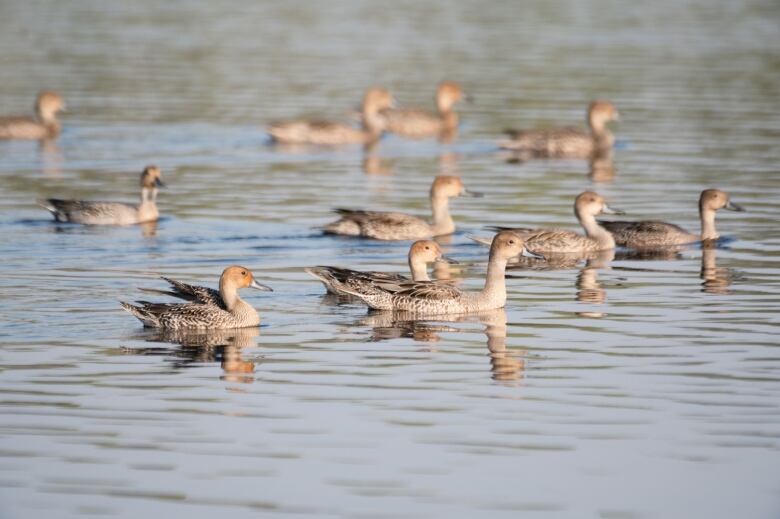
[525,228,600,253]
[39,199,143,225]
[306,266,409,296]
[324,209,432,240]
[268,120,364,145]
[0,116,51,140]
[382,108,441,138]
[600,220,696,248]
[500,127,593,158]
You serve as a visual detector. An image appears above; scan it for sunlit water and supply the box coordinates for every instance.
[1,1,779,518]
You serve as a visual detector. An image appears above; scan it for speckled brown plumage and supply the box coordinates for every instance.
[499,101,619,159]
[600,189,744,248]
[338,232,529,315]
[0,91,65,140]
[322,176,481,240]
[38,166,164,225]
[121,266,272,330]
[381,81,467,141]
[268,87,392,145]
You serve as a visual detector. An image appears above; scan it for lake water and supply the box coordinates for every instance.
[1,1,779,518]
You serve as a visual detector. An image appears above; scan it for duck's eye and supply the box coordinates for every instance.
[241,271,247,276]
[508,240,515,245]
[425,246,430,250]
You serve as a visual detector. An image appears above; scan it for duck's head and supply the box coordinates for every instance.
[437,81,469,112]
[699,189,744,213]
[362,87,394,114]
[588,100,619,130]
[430,175,483,199]
[575,191,624,218]
[220,266,273,292]
[36,91,65,120]
[490,231,540,261]
[409,239,457,265]
[140,165,165,189]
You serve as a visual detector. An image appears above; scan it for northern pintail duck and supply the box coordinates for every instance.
[305,239,456,296]
[0,91,65,140]
[499,101,619,158]
[600,189,744,248]
[338,231,538,314]
[121,266,273,330]
[381,81,469,141]
[488,192,624,254]
[322,175,481,240]
[268,87,393,145]
[38,166,165,225]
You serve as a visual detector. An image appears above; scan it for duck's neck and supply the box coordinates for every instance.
[140,187,158,204]
[408,257,431,282]
[440,110,459,132]
[430,195,455,236]
[480,254,509,308]
[38,112,61,137]
[579,211,616,249]
[361,109,385,143]
[219,280,241,312]
[700,207,719,240]
[589,120,614,149]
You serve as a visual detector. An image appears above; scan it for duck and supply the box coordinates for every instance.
[599,189,744,248]
[499,101,619,159]
[305,239,457,296]
[0,91,65,140]
[322,175,482,240]
[121,266,273,330]
[380,81,469,141]
[267,87,393,145]
[337,231,539,315]
[38,166,165,225]
[484,192,624,254]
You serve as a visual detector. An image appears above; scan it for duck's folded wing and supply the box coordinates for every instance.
[158,277,225,308]
[599,220,686,235]
[391,280,463,300]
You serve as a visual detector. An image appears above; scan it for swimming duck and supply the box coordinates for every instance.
[267,87,393,145]
[38,166,165,225]
[487,192,624,254]
[380,81,469,141]
[121,266,273,330]
[338,231,538,314]
[499,101,619,158]
[322,175,481,240]
[600,189,744,248]
[0,91,65,140]
[305,239,456,296]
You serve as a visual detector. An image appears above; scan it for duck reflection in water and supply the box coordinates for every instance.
[121,327,260,384]
[356,308,525,382]
[700,242,735,295]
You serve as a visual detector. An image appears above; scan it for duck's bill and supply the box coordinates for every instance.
[436,255,459,264]
[725,200,745,212]
[521,247,545,260]
[155,178,166,188]
[601,204,624,215]
[461,189,484,198]
[250,280,273,292]
[464,94,475,104]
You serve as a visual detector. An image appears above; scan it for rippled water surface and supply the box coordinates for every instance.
[1,1,779,518]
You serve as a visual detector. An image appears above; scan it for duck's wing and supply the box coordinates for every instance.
[525,228,592,252]
[333,209,425,227]
[158,277,225,308]
[37,199,135,221]
[389,280,463,301]
[599,220,687,235]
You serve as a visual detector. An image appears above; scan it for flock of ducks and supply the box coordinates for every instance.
[1,84,744,330]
